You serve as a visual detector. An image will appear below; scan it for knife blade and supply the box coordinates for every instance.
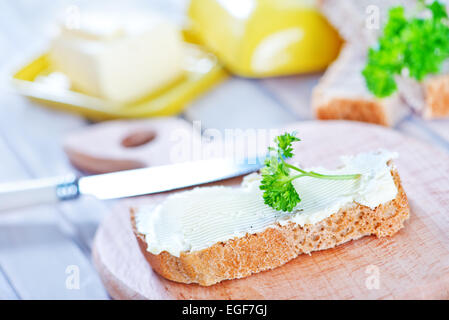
[0,157,264,211]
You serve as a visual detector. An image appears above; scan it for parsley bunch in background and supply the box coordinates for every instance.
[363,0,449,98]
[259,132,360,212]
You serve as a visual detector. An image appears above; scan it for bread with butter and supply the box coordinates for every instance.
[314,0,449,123]
[131,157,410,286]
[312,45,409,126]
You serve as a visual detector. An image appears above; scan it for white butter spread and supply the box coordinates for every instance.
[135,150,398,257]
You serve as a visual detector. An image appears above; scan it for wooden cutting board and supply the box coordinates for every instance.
[63,117,269,174]
[63,118,202,174]
[92,121,449,299]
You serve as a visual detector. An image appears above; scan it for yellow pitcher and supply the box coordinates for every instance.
[187,0,342,77]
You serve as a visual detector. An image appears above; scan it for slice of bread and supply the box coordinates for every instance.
[397,72,449,119]
[316,0,449,122]
[312,45,409,126]
[131,166,410,286]
[423,75,449,118]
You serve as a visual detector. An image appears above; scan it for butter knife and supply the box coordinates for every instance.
[0,158,263,212]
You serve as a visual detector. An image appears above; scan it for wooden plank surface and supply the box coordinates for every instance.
[0,134,108,299]
[0,0,113,299]
[0,0,448,299]
[396,115,449,152]
[259,74,322,120]
[184,78,299,131]
[0,266,19,300]
[426,119,449,144]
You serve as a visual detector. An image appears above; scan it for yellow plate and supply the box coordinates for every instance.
[12,41,228,121]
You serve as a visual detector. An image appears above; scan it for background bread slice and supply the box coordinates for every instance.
[131,167,410,286]
[423,75,449,118]
[404,73,449,119]
[316,0,449,121]
[396,72,449,119]
[312,45,409,126]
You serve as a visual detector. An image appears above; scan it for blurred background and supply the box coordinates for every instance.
[0,0,448,299]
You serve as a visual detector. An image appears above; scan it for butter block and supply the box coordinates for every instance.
[187,0,342,77]
[50,12,185,102]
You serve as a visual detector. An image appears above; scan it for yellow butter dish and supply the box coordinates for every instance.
[12,37,227,121]
[187,0,342,77]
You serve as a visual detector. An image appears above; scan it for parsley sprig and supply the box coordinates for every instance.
[363,0,449,98]
[259,132,360,212]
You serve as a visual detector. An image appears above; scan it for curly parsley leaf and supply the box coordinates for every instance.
[427,0,448,20]
[259,133,300,212]
[363,0,449,98]
[259,132,360,212]
[275,132,300,159]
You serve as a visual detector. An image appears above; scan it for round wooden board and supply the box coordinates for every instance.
[92,121,449,299]
[63,118,202,174]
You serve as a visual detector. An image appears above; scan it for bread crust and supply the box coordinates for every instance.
[131,169,410,286]
[316,0,449,121]
[312,45,409,126]
[314,98,390,126]
[424,75,449,118]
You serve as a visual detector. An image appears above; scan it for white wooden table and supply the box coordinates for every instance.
[0,0,448,299]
